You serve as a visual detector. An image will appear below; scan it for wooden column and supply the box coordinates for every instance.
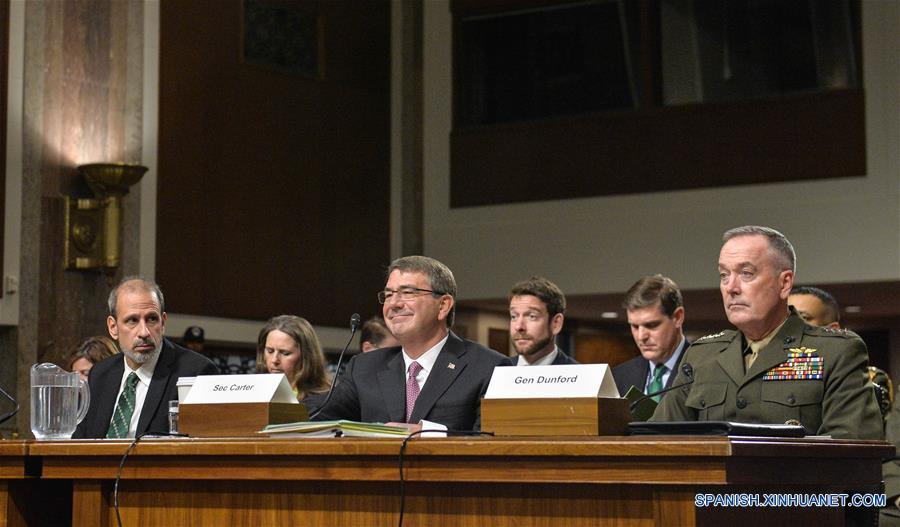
[13,0,145,436]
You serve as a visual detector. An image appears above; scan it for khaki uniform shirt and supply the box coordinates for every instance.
[650,311,883,440]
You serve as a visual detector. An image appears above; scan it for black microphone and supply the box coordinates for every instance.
[307,313,361,420]
[629,363,694,412]
[0,383,19,426]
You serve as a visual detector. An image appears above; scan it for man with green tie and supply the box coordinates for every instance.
[73,277,218,439]
[612,275,688,401]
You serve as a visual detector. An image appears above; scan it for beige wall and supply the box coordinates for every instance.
[456,310,512,356]
[421,1,900,302]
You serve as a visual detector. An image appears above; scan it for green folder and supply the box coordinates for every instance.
[260,420,412,438]
[624,385,658,422]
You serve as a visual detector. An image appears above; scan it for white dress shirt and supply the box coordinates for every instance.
[401,334,447,391]
[516,346,560,366]
[401,334,449,434]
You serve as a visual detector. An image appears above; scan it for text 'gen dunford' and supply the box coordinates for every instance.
[514,375,578,385]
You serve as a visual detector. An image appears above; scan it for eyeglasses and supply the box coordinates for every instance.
[377,287,445,304]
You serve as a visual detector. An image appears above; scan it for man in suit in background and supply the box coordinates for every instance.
[312,256,509,432]
[359,316,399,353]
[73,277,218,439]
[788,286,841,329]
[613,275,688,399]
[508,276,577,365]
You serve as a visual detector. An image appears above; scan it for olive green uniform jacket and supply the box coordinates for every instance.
[650,311,883,440]
[880,405,900,525]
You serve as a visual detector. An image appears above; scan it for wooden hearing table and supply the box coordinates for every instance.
[0,441,28,527]
[0,436,891,526]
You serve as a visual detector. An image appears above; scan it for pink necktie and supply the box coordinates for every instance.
[405,361,423,423]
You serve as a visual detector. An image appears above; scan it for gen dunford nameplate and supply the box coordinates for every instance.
[484,364,620,399]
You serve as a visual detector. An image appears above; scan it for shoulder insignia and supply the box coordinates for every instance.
[804,325,858,339]
[695,330,730,342]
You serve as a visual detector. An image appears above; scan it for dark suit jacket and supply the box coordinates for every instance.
[612,338,689,397]
[502,348,579,366]
[310,331,509,431]
[73,339,219,438]
[552,350,578,365]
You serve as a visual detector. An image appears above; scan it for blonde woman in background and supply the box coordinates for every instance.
[67,335,120,383]
[256,315,332,406]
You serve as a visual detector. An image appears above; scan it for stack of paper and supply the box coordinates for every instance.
[259,420,412,438]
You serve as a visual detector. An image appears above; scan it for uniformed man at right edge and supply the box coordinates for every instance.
[650,225,882,439]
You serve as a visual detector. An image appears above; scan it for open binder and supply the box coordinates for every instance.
[627,420,806,437]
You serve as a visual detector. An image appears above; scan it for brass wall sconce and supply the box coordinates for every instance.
[63,163,148,274]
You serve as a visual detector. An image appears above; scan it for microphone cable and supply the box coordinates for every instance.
[308,313,361,420]
[397,428,494,527]
[0,383,19,426]
[629,363,694,412]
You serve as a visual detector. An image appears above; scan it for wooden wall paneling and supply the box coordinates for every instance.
[158,0,391,326]
[398,0,424,256]
[574,333,637,367]
[488,327,510,356]
[451,90,865,207]
[451,0,579,18]
[25,0,139,371]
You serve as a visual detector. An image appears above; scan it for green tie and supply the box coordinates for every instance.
[648,365,668,402]
[107,372,139,438]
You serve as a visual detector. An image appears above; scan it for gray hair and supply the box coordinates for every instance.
[723,226,796,273]
[107,276,165,318]
[387,256,457,327]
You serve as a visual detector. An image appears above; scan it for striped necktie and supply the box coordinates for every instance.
[107,372,139,438]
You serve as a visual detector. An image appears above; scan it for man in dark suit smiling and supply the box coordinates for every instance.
[73,277,218,439]
[312,256,508,432]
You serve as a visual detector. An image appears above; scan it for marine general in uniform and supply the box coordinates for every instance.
[650,226,882,440]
